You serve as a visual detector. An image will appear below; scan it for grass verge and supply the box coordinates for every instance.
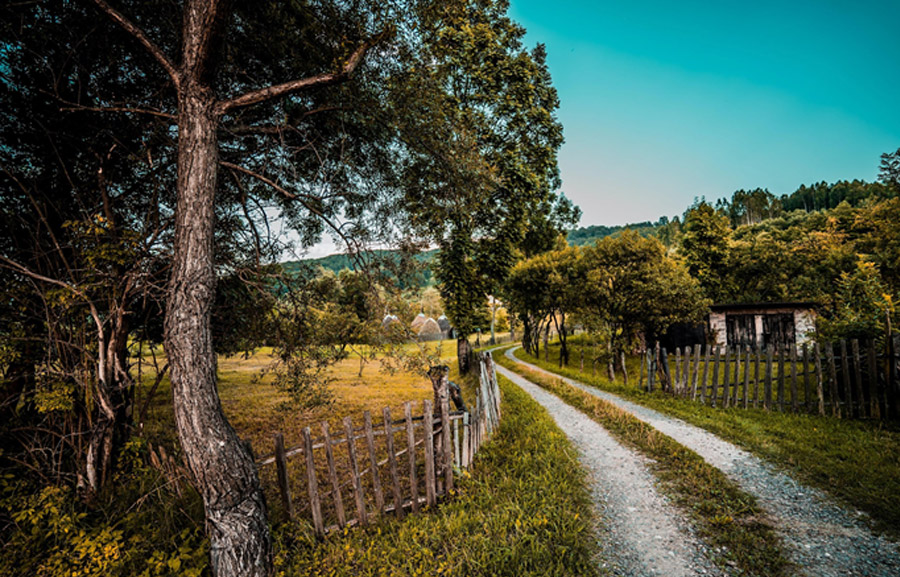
[495,351,793,577]
[512,342,900,540]
[275,373,602,577]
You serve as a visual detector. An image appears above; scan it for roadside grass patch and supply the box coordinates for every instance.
[496,352,792,577]
[275,374,602,577]
[516,341,900,540]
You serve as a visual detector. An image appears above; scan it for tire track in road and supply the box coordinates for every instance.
[497,363,724,577]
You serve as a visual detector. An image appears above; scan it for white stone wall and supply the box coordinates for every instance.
[794,309,817,346]
[709,311,727,346]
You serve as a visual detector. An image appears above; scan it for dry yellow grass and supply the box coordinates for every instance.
[139,340,465,458]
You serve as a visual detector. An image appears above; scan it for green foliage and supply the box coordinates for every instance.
[400,0,569,351]
[880,148,900,195]
[817,262,894,341]
[581,231,708,349]
[0,441,209,577]
[566,221,659,246]
[276,374,600,576]
[681,201,732,302]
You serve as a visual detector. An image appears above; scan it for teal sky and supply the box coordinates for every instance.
[508,0,900,225]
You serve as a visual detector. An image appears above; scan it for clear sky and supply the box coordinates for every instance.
[508,0,900,226]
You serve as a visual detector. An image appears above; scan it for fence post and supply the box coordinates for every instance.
[454,417,461,469]
[867,340,880,419]
[321,422,346,528]
[621,351,629,386]
[764,345,774,410]
[683,346,691,398]
[675,347,682,393]
[274,432,294,521]
[691,345,701,400]
[777,346,786,412]
[403,402,419,513]
[711,347,721,407]
[753,347,761,408]
[363,411,384,515]
[815,342,825,416]
[790,346,799,413]
[660,347,670,392]
[701,345,710,404]
[852,340,865,419]
[343,417,368,527]
[638,348,645,388]
[826,343,839,418]
[840,340,853,418]
[722,347,731,408]
[462,411,470,468]
[423,400,436,506]
[302,427,324,537]
[802,343,812,413]
[441,394,454,494]
[382,407,404,518]
[742,346,750,408]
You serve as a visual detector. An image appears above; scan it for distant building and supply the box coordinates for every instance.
[708,302,817,349]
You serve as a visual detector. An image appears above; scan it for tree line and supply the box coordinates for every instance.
[504,149,900,375]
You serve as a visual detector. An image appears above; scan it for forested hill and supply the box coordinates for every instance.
[566,221,661,245]
[282,249,438,286]
[284,178,896,279]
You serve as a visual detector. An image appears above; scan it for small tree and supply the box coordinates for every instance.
[580,231,708,359]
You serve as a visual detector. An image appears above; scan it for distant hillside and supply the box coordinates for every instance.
[286,223,670,279]
[566,221,661,246]
[282,249,438,287]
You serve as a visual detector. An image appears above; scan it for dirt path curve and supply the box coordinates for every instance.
[496,363,724,577]
[504,347,900,577]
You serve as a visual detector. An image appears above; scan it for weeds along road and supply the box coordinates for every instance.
[495,362,724,577]
[502,347,900,577]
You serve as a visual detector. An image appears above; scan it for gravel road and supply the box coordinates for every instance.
[496,363,724,577]
[505,347,900,577]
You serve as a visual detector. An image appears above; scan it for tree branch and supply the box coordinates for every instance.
[219,161,358,252]
[0,255,85,298]
[60,104,176,120]
[215,40,378,115]
[90,0,181,89]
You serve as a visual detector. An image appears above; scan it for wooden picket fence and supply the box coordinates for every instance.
[639,337,900,420]
[256,351,502,537]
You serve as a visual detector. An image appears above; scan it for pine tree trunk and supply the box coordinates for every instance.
[165,82,271,576]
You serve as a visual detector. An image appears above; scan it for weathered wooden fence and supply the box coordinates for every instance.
[256,351,501,537]
[639,337,900,420]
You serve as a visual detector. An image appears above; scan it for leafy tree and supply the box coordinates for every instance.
[879,147,900,195]
[580,231,708,357]
[505,253,558,357]
[680,201,732,302]
[400,0,567,373]
[817,262,894,342]
[0,0,177,495]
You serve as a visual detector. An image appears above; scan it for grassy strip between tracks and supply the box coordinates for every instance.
[495,350,793,577]
[276,373,603,577]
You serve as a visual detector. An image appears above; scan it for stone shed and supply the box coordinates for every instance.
[708,302,817,350]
